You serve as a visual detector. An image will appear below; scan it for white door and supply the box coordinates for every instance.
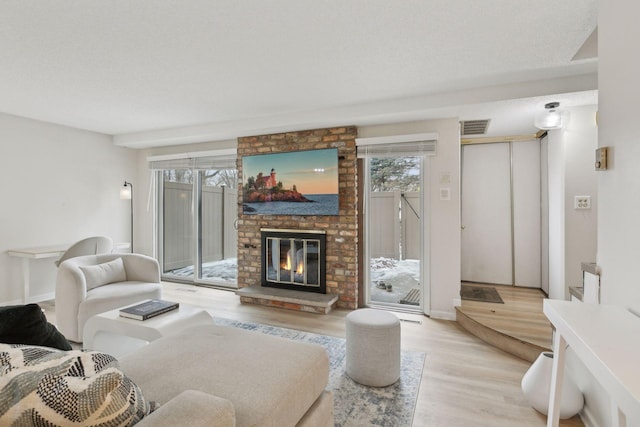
[462,141,542,288]
[512,140,541,288]
[461,143,512,285]
[365,155,425,311]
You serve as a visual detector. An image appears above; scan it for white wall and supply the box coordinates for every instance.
[546,105,598,300]
[564,105,598,294]
[545,105,602,426]
[563,2,640,425]
[540,136,549,294]
[0,113,136,304]
[547,128,566,300]
[358,118,461,320]
[598,0,640,307]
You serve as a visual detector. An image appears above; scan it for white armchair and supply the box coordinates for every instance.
[54,236,113,267]
[55,253,162,342]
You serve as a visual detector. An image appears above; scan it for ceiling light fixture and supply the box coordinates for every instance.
[534,102,563,130]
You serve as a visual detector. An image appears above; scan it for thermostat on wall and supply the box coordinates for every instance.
[595,147,608,170]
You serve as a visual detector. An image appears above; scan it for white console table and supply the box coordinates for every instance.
[543,300,640,427]
[7,242,130,303]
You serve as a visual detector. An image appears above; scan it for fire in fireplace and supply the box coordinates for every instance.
[261,228,326,293]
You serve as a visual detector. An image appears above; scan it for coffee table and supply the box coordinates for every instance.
[83,302,214,358]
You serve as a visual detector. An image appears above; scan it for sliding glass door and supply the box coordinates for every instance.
[198,168,238,285]
[364,155,425,312]
[157,158,238,288]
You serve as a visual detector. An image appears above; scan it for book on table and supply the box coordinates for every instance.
[119,300,179,320]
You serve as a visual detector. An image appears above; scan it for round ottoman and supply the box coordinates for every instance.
[345,308,401,387]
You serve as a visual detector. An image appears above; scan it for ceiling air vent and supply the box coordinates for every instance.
[460,119,490,136]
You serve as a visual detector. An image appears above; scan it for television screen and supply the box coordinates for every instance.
[242,148,339,216]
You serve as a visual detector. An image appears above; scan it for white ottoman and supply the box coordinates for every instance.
[345,308,401,387]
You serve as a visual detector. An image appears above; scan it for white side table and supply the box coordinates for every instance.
[7,242,130,303]
[83,303,214,358]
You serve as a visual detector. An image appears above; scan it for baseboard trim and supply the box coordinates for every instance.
[2,292,55,306]
[429,309,456,321]
[579,406,600,427]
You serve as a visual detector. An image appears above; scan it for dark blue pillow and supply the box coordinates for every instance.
[0,304,72,350]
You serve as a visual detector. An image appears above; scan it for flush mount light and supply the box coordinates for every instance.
[534,102,563,130]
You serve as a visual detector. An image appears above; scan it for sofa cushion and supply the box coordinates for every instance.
[79,257,127,290]
[0,344,155,426]
[135,390,236,427]
[120,324,329,427]
[0,304,72,351]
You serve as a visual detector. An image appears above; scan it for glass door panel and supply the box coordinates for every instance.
[198,168,238,286]
[159,165,238,288]
[367,156,423,311]
[161,169,195,280]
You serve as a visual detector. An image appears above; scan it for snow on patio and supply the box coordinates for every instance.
[167,256,420,306]
[370,257,421,305]
[167,258,238,283]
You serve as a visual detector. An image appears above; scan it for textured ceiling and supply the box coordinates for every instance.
[0,1,598,147]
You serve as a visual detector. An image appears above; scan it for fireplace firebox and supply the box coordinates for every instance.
[261,229,326,294]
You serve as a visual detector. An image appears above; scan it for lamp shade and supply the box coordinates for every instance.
[120,187,132,200]
[534,102,563,130]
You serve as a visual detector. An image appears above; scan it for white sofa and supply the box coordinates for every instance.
[0,323,333,427]
[55,253,162,342]
[120,324,334,427]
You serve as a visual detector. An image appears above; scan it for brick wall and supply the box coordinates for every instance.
[237,126,358,309]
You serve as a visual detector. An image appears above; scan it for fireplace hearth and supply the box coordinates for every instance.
[261,228,326,294]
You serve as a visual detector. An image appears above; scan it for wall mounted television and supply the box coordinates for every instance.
[242,148,339,216]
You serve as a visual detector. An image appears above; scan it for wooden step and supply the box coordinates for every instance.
[456,307,548,362]
[456,283,553,362]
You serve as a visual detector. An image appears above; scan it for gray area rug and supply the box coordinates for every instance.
[214,317,425,427]
[460,284,504,304]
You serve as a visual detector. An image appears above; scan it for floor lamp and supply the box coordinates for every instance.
[120,181,133,253]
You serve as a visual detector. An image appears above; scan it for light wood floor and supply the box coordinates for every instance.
[456,282,555,362]
[43,282,582,427]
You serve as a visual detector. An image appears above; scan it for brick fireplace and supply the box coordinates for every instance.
[236,126,358,311]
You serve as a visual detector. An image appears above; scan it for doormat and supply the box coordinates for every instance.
[460,284,504,304]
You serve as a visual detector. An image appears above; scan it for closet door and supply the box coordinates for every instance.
[461,143,512,285]
[512,140,541,287]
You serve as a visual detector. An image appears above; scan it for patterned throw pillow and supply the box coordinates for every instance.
[0,344,154,426]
